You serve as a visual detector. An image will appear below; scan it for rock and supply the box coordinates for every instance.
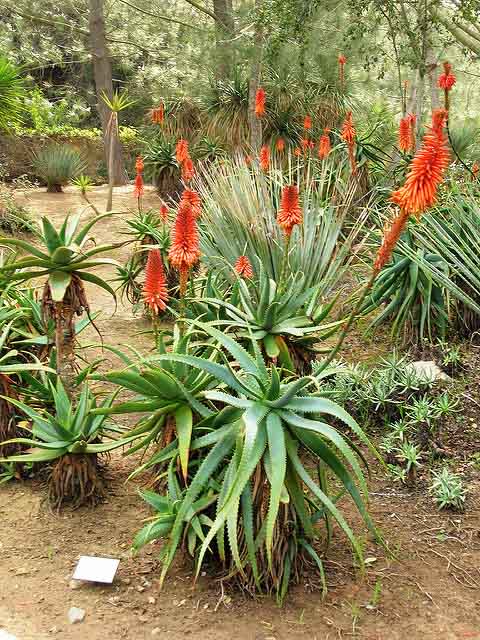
[0,630,18,640]
[147,596,156,605]
[68,607,86,624]
[69,579,86,590]
[151,629,161,636]
[407,361,450,382]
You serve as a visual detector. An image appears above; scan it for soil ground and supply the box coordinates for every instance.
[1,186,479,640]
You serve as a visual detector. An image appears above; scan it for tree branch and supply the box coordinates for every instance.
[181,0,217,21]
[116,0,202,30]
[431,6,480,55]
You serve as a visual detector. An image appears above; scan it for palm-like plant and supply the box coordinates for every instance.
[143,136,181,194]
[129,322,379,602]
[0,57,25,130]
[0,380,135,508]
[0,213,119,388]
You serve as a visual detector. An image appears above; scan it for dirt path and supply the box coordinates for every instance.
[1,187,480,640]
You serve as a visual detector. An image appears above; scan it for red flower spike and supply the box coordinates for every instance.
[143,249,168,314]
[472,162,479,180]
[181,156,195,183]
[276,138,285,152]
[151,104,164,124]
[338,54,347,65]
[374,209,411,273]
[304,115,312,130]
[338,54,347,86]
[391,108,450,218]
[180,189,201,219]
[277,185,302,237]
[438,61,456,91]
[135,156,144,173]
[341,111,356,173]
[134,173,144,198]
[255,87,266,117]
[259,145,270,171]
[234,255,254,279]
[168,200,201,275]
[318,129,331,159]
[293,147,301,157]
[176,139,189,165]
[160,203,169,222]
[398,116,413,153]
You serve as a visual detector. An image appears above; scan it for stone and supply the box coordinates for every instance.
[407,361,450,382]
[0,630,18,640]
[67,607,86,624]
[69,579,86,590]
[151,629,161,636]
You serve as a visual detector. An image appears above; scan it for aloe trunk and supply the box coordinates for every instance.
[54,301,77,394]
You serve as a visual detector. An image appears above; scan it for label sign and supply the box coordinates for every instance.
[72,556,120,584]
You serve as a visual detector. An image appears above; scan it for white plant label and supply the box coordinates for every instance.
[72,556,120,584]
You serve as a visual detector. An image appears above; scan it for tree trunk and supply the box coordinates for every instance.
[88,0,127,187]
[213,0,235,79]
[247,1,264,152]
[426,48,439,111]
[54,302,77,395]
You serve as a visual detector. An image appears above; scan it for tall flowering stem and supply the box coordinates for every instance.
[398,116,413,153]
[143,248,169,345]
[276,138,285,153]
[341,111,356,174]
[168,198,200,330]
[318,128,331,159]
[151,103,164,125]
[304,115,312,130]
[317,109,451,376]
[438,61,456,112]
[134,156,144,210]
[259,145,270,171]
[255,88,266,117]
[277,185,302,289]
[338,54,347,89]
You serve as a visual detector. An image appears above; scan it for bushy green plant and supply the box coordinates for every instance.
[0,57,25,130]
[31,144,87,192]
[142,136,180,193]
[103,321,381,602]
[0,184,36,235]
[429,468,466,510]
[0,379,137,509]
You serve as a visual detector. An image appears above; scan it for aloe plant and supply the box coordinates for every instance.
[0,213,119,389]
[0,379,137,508]
[112,322,380,602]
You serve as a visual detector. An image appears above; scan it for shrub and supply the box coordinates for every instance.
[429,468,466,510]
[31,144,88,192]
[0,57,25,131]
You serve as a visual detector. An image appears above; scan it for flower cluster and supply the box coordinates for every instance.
[255,88,266,117]
[168,199,201,294]
[143,248,168,314]
[151,104,164,124]
[176,139,195,183]
[318,129,331,159]
[234,255,253,279]
[341,111,356,173]
[276,138,285,152]
[277,185,302,236]
[260,145,270,171]
[438,61,456,91]
[134,156,144,198]
[304,115,312,130]
[180,189,201,219]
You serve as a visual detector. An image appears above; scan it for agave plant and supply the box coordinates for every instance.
[361,228,449,344]
[129,322,380,602]
[31,144,88,192]
[0,379,136,508]
[0,213,119,388]
[143,136,181,194]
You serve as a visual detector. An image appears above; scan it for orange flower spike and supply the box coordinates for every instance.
[234,255,254,279]
[259,145,270,171]
[293,147,302,157]
[168,200,200,272]
[472,162,479,180]
[134,173,144,198]
[408,113,417,149]
[318,129,331,159]
[304,115,312,130]
[438,61,456,91]
[175,139,189,164]
[398,116,413,153]
[373,209,411,273]
[338,54,347,86]
[135,156,144,173]
[341,111,357,173]
[143,249,169,314]
[151,104,164,124]
[160,203,169,222]
[181,156,195,183]
[255,87,266,117]
[180,189,201,219]
[391,108,450,218]
[276,138,285,153]
[277,185,302,237]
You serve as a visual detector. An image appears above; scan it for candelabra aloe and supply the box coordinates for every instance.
[0,213,119,390]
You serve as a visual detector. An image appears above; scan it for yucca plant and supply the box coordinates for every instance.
[31,145,87,193]
[196,155,368,290]
[0,379,136,509]
[361,228,449,345]
[0,213,119,389]
[129,321,380,602]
